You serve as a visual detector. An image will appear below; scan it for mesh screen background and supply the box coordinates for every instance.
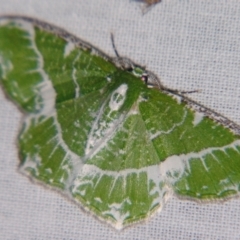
[1,1,240,239]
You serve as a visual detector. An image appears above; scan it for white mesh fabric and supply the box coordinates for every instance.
[1,1,240,239]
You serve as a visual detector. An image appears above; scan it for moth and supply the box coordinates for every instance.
[1,16,240,229]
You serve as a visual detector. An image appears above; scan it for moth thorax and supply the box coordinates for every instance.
[112,57,134,71]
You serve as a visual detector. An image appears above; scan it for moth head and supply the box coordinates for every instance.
[110,34,162,89]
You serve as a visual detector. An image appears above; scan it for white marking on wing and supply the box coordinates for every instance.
[193,112,204,126]
[0,54,13,79]
[72,52,81,98]
[160,139,240,184]
[109,84,128,111]
[85,84,128,158]
[64,41,75,57]
[150,109,187,140]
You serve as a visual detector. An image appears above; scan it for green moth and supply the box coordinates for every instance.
[1,16,240,230]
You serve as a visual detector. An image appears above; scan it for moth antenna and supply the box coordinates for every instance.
[110,33,120,58]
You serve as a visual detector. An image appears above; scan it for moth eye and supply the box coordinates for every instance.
[141,73,148,84]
